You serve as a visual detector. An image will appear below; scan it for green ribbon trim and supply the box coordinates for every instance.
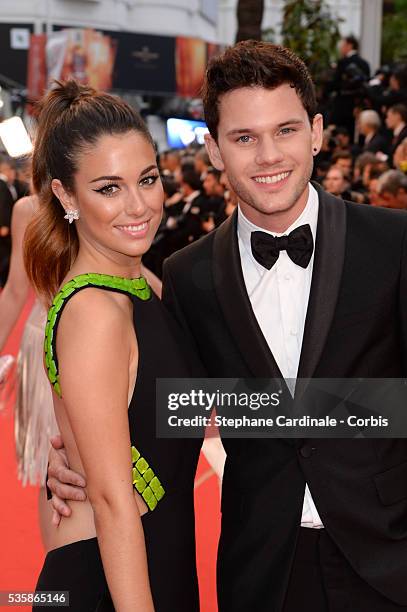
[44,273,151,398]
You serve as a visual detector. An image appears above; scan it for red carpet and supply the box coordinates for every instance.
[0,297,220,611]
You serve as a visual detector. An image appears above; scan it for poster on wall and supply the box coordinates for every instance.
[27,34,47,108]
[25,27,221,105]
[109,31,176,94]
[46,28,116,91]
[176,37,207,98]
[176,37,223,98]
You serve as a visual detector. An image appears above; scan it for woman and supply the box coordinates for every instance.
[0,194,162,548]
[26,80,202,610]
[0,194,58,548]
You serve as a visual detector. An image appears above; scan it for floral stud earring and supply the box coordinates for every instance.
[64,209,80,224]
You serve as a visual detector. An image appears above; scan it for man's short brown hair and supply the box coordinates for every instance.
[202,40,317,141]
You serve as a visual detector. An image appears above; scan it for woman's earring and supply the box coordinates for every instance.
[64,209,80,224]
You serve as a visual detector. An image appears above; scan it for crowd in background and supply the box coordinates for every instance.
[0,155,30,286]
[1,35,407,283]
[144,35,407,278]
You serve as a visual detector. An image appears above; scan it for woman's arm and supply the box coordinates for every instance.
[0,196,35,352]
[57,289,154,611]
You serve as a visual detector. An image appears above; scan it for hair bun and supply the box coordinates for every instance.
[51,79,95,109]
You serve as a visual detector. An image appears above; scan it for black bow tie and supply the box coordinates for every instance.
[250,224,314,270]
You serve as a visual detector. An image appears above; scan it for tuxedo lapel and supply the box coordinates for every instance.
[212,210,284,380]
[296,185,347,391]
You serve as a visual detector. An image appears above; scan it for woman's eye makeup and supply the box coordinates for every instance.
[139,174,160,186]
[92,173,159,195]
[93,183,119,196]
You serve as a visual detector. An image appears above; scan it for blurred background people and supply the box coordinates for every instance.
[394,137,407,172]
[329,35,370,134]
[377,169,407,209]
[0,155,29,203]
[358,109,390,154]
[386,104,407,162]
[194,147,211,180]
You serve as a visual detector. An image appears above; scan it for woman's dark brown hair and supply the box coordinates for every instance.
[24,80,153,304]
[201,40,317,141]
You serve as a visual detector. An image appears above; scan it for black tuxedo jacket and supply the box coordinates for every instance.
[390,124,407,159]
[162,185,407,611]
[363,131,390,155]
[332,53,370,94]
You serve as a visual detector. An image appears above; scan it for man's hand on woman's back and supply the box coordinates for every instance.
[47,434,87,525]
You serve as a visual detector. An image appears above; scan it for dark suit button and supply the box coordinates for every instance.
[300,445,315,458]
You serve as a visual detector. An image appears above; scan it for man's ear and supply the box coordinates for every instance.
[311,113,324,156]
[204,133,225,171]
[51,179,77,215]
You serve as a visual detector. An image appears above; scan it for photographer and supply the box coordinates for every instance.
[328,35,370,135]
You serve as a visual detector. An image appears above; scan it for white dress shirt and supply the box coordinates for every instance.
[237,183,323,529]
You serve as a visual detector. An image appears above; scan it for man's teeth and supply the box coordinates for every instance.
[254,172,290,184]
[120,222,147,231]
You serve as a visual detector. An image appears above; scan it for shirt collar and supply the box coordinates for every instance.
[394,122,406,137]
[184,190,200,203]
[237,183,319,260]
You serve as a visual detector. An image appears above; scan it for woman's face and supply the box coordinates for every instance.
[55,130,163,267]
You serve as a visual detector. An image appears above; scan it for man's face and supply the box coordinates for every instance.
[205,85,322,232]
[359,121,370,136]
[386,110,399,130]
[368,178,385,206]
[203,173,223,197]
[335,157,352,179]
[324,167,346,195]
[389,75,399,91]
[166,154,179,173]
[380,188,407,210]
[339,39,350,57]
[0,162,16,183]
[337,133,350,147]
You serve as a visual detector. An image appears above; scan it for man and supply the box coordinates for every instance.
[323,165,349,197]
[337,35,370,82]
[377,169,407,209]
[366,65,407,113]
[0,154,29,202]
[329,35,370,133]
[203,167,224,199]
[0,177,13,286]
[394,136,407,171]
[359,109,390,155]
[48,41,407,611]
[163,167,204,254]
[330,150,353,179]
[194,147,211,180]
[159,148,181,176]
[386,104,407,162]
[200,167,227,232]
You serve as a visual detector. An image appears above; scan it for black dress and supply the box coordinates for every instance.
[34,274,202,611]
